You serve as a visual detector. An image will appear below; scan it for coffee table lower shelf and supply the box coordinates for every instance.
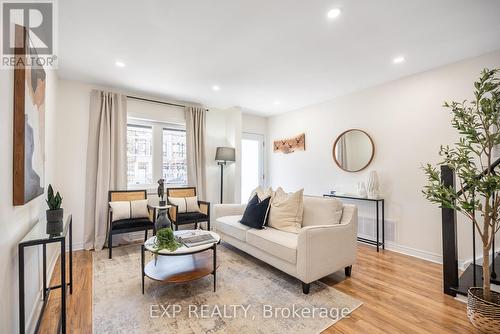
[141,244,219,293]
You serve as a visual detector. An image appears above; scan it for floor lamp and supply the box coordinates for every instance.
[215,147,235,203]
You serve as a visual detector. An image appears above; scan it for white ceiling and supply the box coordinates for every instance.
[58,0,500,116]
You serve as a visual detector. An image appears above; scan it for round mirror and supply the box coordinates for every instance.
[333,129,374,172]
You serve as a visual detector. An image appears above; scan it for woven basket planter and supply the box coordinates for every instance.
[467,287,500,333]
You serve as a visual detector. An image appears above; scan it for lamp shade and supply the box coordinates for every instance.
[215,147,235,162]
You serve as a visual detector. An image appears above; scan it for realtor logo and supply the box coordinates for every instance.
[1,1,57,68]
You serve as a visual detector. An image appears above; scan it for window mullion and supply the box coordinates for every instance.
[152,124,163,183]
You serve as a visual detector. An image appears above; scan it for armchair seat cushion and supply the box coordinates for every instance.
[112,218,153,230]
[176,212,209,223]
[246,228,298,264]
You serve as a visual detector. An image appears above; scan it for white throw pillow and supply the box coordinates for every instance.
[130,199,149,218]
[248,186,273,202]
[267,187,304,233]
[168,196,201,213]
[109,201,131,222]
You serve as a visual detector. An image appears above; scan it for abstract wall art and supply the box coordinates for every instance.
[13,25,46,205]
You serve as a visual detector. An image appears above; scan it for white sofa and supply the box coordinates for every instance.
[214,195,357,294]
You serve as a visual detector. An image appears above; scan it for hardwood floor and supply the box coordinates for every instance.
[39,244,479,334]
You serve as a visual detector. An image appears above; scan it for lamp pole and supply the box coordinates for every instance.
[218,161,225,203]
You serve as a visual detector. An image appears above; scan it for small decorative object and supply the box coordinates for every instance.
[423,69,499,332]
[154,209,171,231]
[273,133,305,154]
[45,184,63,223]
[154,228,181,254]
[357,182,367,198]
[366,171,380,199]
[157,178,165,206]
[13,25,46,205]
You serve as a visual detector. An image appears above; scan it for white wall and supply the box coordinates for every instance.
[267,51,500,264]
[56,79,241,247]
[0,69,59,333]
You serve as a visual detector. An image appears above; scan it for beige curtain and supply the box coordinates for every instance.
[83,90,127,250]
[185,107,207,199]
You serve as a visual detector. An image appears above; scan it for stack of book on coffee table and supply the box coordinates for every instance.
[176,231,217,247]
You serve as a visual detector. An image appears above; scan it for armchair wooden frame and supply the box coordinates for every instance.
[108,190,154,259]
[166,187,211,231]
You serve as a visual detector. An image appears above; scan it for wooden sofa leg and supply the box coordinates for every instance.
[345,265,352,277]
[302,282,310,294]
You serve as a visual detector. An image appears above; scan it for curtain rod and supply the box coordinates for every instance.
[126,95,208,111]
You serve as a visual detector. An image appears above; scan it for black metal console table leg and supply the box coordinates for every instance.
[69,218,73,294]
[382,200,385,250]
[60,237,66,334]
[42,244,47,300]
[18,245,25,334]
[376,201,380,252]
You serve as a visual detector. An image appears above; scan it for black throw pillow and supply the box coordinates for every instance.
[240,194,271,229]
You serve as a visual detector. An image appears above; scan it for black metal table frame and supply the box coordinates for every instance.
[18,216,73,334]
[141,240,219,294]
[324,194,385,252]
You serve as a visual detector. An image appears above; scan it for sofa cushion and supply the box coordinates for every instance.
[216,215,249,241]
[240,195,271,229]
[246,228,298,264]
[302,196,343,227]
[267,187,304,233]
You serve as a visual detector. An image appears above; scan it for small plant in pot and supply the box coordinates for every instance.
[46,184,63,223]
[422,68,499,332]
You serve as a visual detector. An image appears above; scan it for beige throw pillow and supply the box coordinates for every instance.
[130,199,149,218]
[267,187,304,233]
[248,186,273,202]
[109,201,131,221]
[168,196,201,213]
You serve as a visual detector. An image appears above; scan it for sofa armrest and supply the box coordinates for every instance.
[214,204,246,219]
[296,205,357,283]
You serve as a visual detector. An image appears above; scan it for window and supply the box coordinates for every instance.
[127,120,187,189]
[162,129,187,185]
[127,125,153,186]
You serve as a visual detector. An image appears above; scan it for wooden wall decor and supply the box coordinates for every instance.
[13,25,46,205]
[273,133,306,154]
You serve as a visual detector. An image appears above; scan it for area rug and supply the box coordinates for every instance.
[93,242,362,334]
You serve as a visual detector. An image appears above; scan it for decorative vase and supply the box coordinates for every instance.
[467,287,500,333]
[155,209,171,231]
[357,182,367,198]
[46,208,64,223]
[366,171,380,199]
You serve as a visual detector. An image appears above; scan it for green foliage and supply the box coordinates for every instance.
[422,68,500,298]
[46,184,63,210]
[154,228,181,253]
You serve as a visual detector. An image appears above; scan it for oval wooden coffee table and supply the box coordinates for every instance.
[141,230,220,294]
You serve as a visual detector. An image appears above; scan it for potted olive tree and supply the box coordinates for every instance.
[422,68,499,332]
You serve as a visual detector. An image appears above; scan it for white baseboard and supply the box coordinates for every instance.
[383,241,443,265]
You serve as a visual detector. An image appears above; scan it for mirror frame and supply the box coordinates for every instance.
[332,129,375,172]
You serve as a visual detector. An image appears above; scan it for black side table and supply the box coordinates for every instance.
[324,194,385,252]
[18,214,73,334]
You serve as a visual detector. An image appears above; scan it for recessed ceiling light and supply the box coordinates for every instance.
[212,85,220,91]
[327,8,341,19]
[393,56,405,64]
[273,101,281,105]
[115,61,126,68]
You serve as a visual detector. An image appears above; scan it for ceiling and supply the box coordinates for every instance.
[58,0,500,116]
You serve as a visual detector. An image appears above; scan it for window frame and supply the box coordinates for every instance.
[127,118,187,191]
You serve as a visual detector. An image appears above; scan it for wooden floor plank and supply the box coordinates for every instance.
[38,244,480,333]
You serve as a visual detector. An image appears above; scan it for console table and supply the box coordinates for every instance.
[18,214,73,334]
[324,194,385,252]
